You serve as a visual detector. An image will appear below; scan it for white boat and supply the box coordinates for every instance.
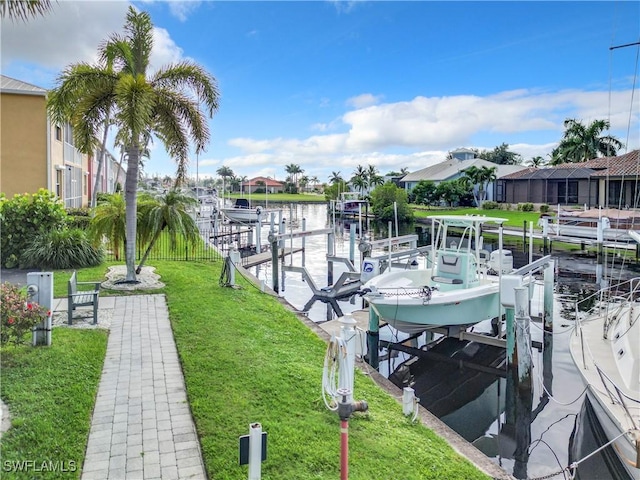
[219,198,263,223]
[362,215,513,333]
[333,192,369,216]
[569,278,640,479]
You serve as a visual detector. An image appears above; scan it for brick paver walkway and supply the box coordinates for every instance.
[80,295,206,479]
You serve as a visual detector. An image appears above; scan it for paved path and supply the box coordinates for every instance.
[76,295,207,480]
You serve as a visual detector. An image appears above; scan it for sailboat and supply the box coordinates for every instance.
[568,276,640,479]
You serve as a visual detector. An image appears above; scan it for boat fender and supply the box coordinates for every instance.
[256,206,262,216]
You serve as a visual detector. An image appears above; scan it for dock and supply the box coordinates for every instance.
[241,247,304,268]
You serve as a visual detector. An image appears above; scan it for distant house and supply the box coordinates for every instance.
[400,147,527,202]
[242,176,284,194]
[498,150,640,207]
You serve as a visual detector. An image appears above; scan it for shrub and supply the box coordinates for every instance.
[539,204,550,213]
[482,201,500,210]
[20,228,104,270]
[0,190,69,268]
[518,202,534,212]
[0,282,49,345]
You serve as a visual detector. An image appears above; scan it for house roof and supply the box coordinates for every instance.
[500,149,640,180]
[402,158,527,183]
[0,75,47,96]
[242,176,283,187]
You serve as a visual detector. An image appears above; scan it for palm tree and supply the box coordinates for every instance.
[527,156,546,168]
[0,0,53,21]
[366,164,383,193]
[89,193,127,260]
[48,7,219,282]
[216,166,234,195]
[553,118,624,163]
[135,189,199,274]
[462,165,497,207]
[351,165,367,195]
[329,171,343,185]
[285,164,303,190]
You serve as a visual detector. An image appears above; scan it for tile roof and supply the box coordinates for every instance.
[0,75,47,96]
[500,150,640,180]
[242,176,284,187]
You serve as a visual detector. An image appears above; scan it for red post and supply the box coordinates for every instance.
[340,419,349,480]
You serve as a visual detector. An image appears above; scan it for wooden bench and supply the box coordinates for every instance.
[68,271,101,325]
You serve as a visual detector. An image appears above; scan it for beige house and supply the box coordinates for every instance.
[1,75,97,207]
[241,176,284,194]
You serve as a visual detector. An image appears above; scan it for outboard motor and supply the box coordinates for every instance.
[361,258,381,283]
[489,250,513,274]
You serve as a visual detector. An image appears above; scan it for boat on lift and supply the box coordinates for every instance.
[219,198,263,223]
[362,215,513,333]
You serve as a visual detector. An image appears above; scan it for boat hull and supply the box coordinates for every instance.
[220,207,261,223]
[366,285,500,333]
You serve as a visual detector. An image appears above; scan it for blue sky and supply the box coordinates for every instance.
[2,1,639,184]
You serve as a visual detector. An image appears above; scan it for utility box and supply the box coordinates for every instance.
[27,272,53,346]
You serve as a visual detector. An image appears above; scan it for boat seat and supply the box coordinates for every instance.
[431,275,463,285]
[432,253,465,286]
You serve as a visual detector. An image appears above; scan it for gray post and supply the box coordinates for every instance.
[349,227,355,264]
[513,287,533,480]
[301,218,306,267]
[505,305,516,425]
[328,231,335,286]
[269,232,278,294]
[256,218,262,254]
[28,272,53,347]
[542,260,555,398]
[367,307,380,370]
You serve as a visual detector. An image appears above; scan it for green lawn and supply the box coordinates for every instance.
[2,260,490,479]
[412,206,544,229]
[0,329,108,480]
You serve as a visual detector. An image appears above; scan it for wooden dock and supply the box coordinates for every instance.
[241,247,304,268]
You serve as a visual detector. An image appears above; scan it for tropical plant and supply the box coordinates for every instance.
[551,118,624,164]
[329,171,344,185]
[478,143,522,165]
[47,6,219,282]
[285,164,303,190]
[217,166,234,194]
[435,179,467,207]
[527,156,546,168]
[135,189,199,273]
[89,193,127,261]
[0,0,53,21]
[324,180,349,201]
[410,180,438,206]
[366,165,384,193]
[0,190,69,268]
[0,282,49,346]
[462,165,497,207]
[20,228,104,270]
[369,182,413,222]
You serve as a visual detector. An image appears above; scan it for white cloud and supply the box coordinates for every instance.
[346,93,383,109]
[1,2,130,71]
[1,1,185,80]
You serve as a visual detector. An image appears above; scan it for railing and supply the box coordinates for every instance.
[104,228,223,262]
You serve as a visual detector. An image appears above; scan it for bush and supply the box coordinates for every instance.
[0,190,69,268]
[0,283,49,345]
[539,204,550,213]
[518,202,534,212]
[482,201,500,210]
[20,228,104,270]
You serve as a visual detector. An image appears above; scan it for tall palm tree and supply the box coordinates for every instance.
[0,0,53,21]
[553,118,623,163]
[329,171,343,185]
[216,166,234,195]
[285,164,303,190]
[49,7,220,282]
[351,165,367,195]
[135,189,199,274]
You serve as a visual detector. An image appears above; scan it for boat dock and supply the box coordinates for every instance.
[241,247,303,268]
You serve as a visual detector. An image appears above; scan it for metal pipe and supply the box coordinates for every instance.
[248,422,262,480]
[340,419,349,480]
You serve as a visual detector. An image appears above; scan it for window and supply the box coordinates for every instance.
[55,126,62,141]
[55,170,62,197]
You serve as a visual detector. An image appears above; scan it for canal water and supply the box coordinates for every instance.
[222,202,639,480]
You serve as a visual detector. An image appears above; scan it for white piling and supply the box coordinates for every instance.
[402,387,415,416]
[248,422,262,480]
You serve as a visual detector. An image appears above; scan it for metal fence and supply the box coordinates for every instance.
[105,228,223,262]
